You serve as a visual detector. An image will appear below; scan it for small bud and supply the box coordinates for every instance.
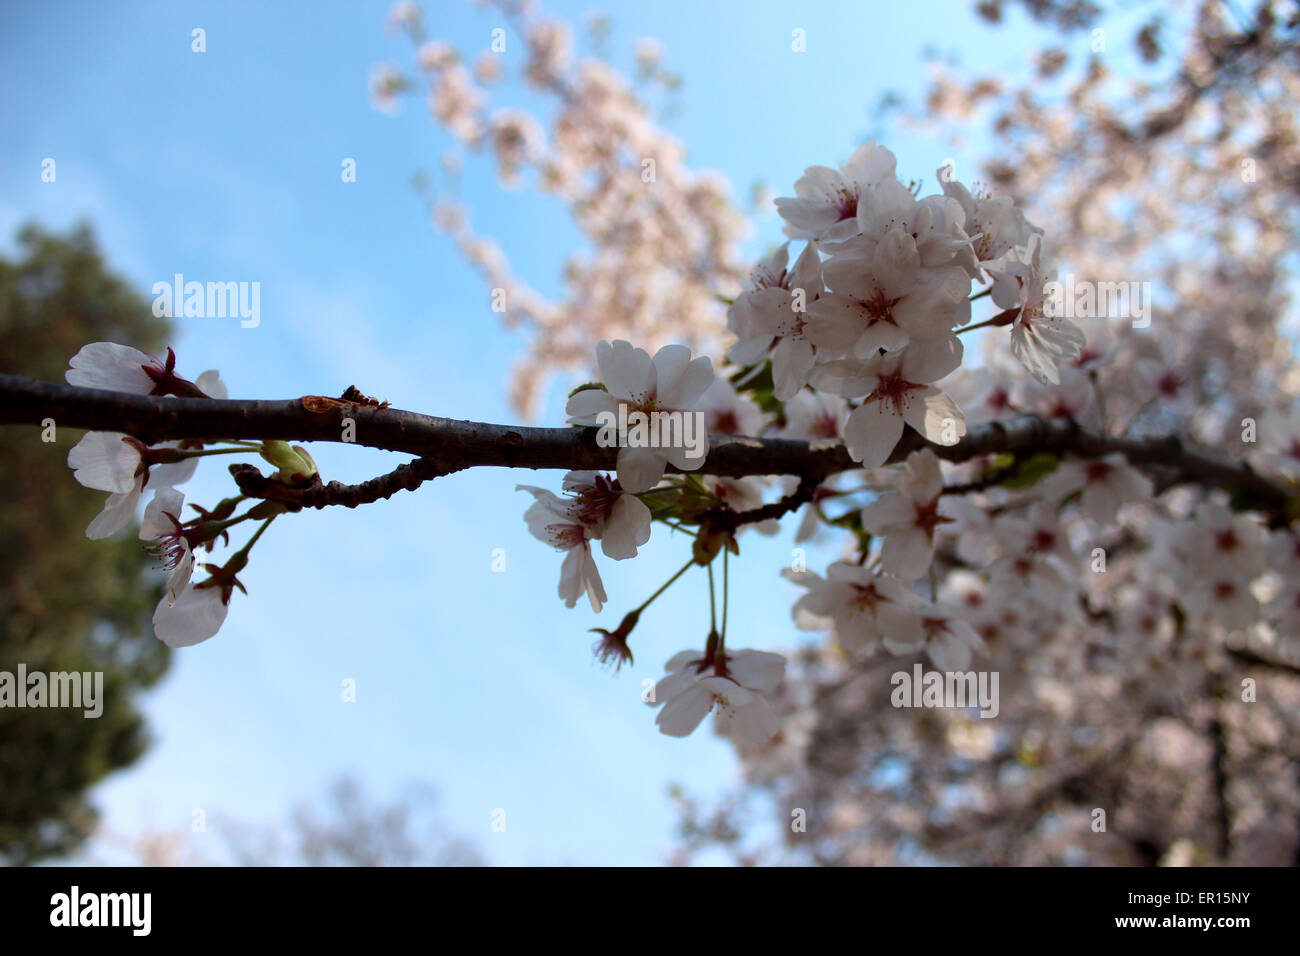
[259,440,319,485]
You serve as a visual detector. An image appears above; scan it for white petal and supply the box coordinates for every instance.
[726,650,787,692]
[771,339,816,401]
[597,340,655,402]
[140,488,185,540]
[902,388,966,446]
[195,369,228,399]
[900,336,964,384]
[600,493,652,559]
[860,492,913,533]
[153,584,229,647]
[843,400,904,467]
[564,387,619,424]
[881,528,935,579]
[68,432,139,492]
[655,349,714,409]
[66,342,157,393]
[655,685,714,737]
[719,697,780,748]
[85,484,142,539]
[616,445,668,493]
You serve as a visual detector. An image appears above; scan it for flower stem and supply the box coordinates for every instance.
[232,515,276,561]
[175,446,260,459]
[957,315,1006,334]
[634,557,695,616]
[707,562,717,635]
[719,546,730,650]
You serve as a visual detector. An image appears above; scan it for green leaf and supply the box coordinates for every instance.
[1001,453,1060,490]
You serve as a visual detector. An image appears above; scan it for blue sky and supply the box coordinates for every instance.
[1,0,1082,864]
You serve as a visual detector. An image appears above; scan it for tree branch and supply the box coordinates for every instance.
[1,374,1292,515]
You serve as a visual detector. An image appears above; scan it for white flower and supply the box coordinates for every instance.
[993,241,1085,385]
[775,142,898,242]
[992,502,1077,567]
[518,471,652,611]
[67,433,198,540]
[1039,453,1153,524]
[987,504,1075,606]
[939,176,1039,278]
[66,342,164,393]
[153,580,230,648]
[518,485,608,612]
[385,1,421,35]
[1169,500,1266,583]
[698,377,765,438]
[650,648,786,746]
[1179,576,1260,631]
[557,471,652,560]
[140,488,195,606]
[780,390,847,441]
[860,449,954,579]
[1022,368,1093,420]
[65,341,225,398]
[882,600,988,671]
[565,340,714,493]
[811,337,967,467]
[1255,407,1300,477]
[784,561,916,655]
[815,222,971,353]
[727,241,828,399]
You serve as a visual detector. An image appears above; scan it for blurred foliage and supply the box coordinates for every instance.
[0,222,172,864]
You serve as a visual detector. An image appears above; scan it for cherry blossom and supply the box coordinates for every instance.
[859,448,954,579]
[727,241,827,399]
[810,337,967,467]
[67,434,199,540]
[785,562,917,656]
[518,486,606,612]
[140,488,196,606]
[992,240,1086,385]
[650,648,786,746]
[775,142,897,243]
[564,340,714,493]
[1039,453,1153,524]
[881,600,989,672]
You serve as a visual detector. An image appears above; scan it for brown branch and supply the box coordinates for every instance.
[228,459,462,510]
[701,475,820,532]
[1,375,1293,515]
[1227,646,1300,678]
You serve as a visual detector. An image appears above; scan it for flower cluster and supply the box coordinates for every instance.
[511,139,1100,745]
[59,5,1300,785]
[62,343,309,649]
[728,143,1085,467]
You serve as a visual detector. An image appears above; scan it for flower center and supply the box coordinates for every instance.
[913,499,954,538]
[870,369,922,413]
